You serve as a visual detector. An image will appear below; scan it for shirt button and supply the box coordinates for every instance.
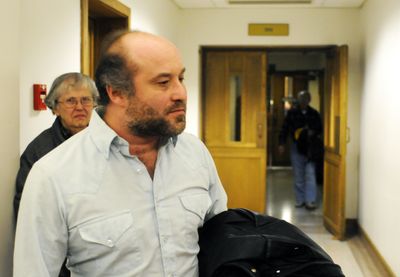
[106,239,113,247]
[136,168,142,174]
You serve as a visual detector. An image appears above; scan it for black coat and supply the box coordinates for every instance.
[14,117,71,277]
[278,105,324,162]
[279,105,322,146]
[198,209,344,277]
[14,117,71,217]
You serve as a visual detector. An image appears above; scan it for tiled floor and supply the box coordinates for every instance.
[266,168,386,277]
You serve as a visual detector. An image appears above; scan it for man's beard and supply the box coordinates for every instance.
[126,100,186,137]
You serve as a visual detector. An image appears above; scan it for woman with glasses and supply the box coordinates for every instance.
[14,72,98,277]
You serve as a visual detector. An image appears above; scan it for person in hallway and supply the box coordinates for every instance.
[14,72,98,277]
[13,30,227,277]
[278,90,323,210]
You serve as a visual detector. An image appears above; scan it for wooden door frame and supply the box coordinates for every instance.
[81,0,130,76]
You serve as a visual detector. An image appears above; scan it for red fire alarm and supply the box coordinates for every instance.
[33,84,47,110]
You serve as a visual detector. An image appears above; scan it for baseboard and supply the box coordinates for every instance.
[344,219,395,276]
[358,226,396,277]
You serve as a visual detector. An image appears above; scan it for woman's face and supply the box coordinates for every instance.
[53,87,95,135]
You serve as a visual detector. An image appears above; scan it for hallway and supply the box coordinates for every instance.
[266,168,390,277]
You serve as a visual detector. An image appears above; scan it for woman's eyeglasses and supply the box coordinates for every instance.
[57,97,94,108]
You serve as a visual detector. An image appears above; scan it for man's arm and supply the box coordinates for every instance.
[203,147,228,221]
[14,164,68,277]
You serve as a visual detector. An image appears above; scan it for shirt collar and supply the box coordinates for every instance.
[88,109,119,159]
[159,136,178,147]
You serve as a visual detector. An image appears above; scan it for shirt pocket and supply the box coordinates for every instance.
[78,211,132,247]
[69,210,141,275]
[180,193,211,249]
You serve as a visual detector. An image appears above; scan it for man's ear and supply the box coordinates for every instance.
[106,85,127,106]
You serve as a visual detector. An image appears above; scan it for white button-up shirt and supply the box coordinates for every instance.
[14,111,227,277]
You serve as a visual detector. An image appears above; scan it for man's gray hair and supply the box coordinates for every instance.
[45,72,98,111]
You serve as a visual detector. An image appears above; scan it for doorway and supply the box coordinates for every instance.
[201,46,348,239]
[266,50,326,231]
[81,0,130,78]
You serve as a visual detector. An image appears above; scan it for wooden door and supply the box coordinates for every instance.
[323,45,348,240]
[203,51,267,213]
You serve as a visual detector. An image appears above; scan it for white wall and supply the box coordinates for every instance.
[177,7,362,218]
[124,0,180,42]
[19,0,81,151]
[0,0,20,275]
[360,0,400,274]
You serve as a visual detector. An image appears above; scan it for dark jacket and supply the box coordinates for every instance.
[198,209,344,277]
[14,117,71,216]
[14,116,71,277]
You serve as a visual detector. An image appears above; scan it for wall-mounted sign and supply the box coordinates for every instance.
[248,23,289,36]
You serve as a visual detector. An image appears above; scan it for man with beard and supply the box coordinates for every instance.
[14,30,227,277]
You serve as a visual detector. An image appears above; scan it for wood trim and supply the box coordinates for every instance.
[97,0,130,18]
[324,150,341,164]
[198,48,204,140]
[209,147,266,158]
[201,45,336,52]
[356,227,396,277]
[81,0,89,74]
[207,142,257,148]
[337,45,348,237]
